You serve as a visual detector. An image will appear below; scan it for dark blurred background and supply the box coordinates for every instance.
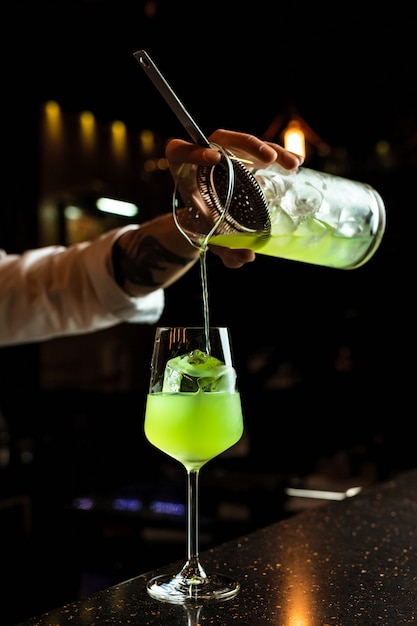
[2,1,416,624]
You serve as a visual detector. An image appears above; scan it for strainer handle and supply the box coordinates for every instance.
[134,49,211,148]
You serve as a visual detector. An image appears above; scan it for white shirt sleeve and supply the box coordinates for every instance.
[0,225,165,346]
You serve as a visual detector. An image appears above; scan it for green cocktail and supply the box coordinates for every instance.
[145,390,243,470]
[144,347,243,470]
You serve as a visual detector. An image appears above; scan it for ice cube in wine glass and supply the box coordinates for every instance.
[162,350,236,393]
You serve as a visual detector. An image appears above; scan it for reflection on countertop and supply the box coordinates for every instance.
[15,468,417,626]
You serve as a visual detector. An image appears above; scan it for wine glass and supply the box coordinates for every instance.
[144,326,244,603]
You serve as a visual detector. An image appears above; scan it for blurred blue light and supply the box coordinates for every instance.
[112,498,143,512]
[72,497,95,511]
[150,500,185,516]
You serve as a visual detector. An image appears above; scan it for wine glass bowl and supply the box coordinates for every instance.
[144,326,244,603]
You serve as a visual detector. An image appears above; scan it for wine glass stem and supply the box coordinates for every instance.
[180,468,207,581]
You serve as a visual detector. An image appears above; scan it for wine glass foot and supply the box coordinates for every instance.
[146,572,240,604]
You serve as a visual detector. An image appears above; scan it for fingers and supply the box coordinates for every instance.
[166,139,222,167]
[265,142,304,170]
[208,129,278,163]
[166,130,304,174]
[208,130,303,170]
[208,245,256,268]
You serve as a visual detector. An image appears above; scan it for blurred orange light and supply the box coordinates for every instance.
[283,120,306,158]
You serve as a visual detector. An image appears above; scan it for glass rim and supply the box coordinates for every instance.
[155,326,230,330]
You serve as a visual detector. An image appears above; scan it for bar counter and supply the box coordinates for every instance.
[17,469,417,625]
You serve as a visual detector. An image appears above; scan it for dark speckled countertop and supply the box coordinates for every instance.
[16,469,417,625]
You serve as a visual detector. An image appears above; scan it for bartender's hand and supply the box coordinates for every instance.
[166,129,304,268]
[166,128,304,180]
[113,129,304,298]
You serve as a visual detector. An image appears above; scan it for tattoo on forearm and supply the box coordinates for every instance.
[113,234,193,288]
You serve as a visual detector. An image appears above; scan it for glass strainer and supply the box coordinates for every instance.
[134,49,271,247]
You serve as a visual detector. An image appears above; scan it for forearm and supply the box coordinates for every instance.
[0,227,166,346]
[111,213,200,298]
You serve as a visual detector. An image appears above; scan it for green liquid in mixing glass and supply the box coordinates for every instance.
[208,229,374,269]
